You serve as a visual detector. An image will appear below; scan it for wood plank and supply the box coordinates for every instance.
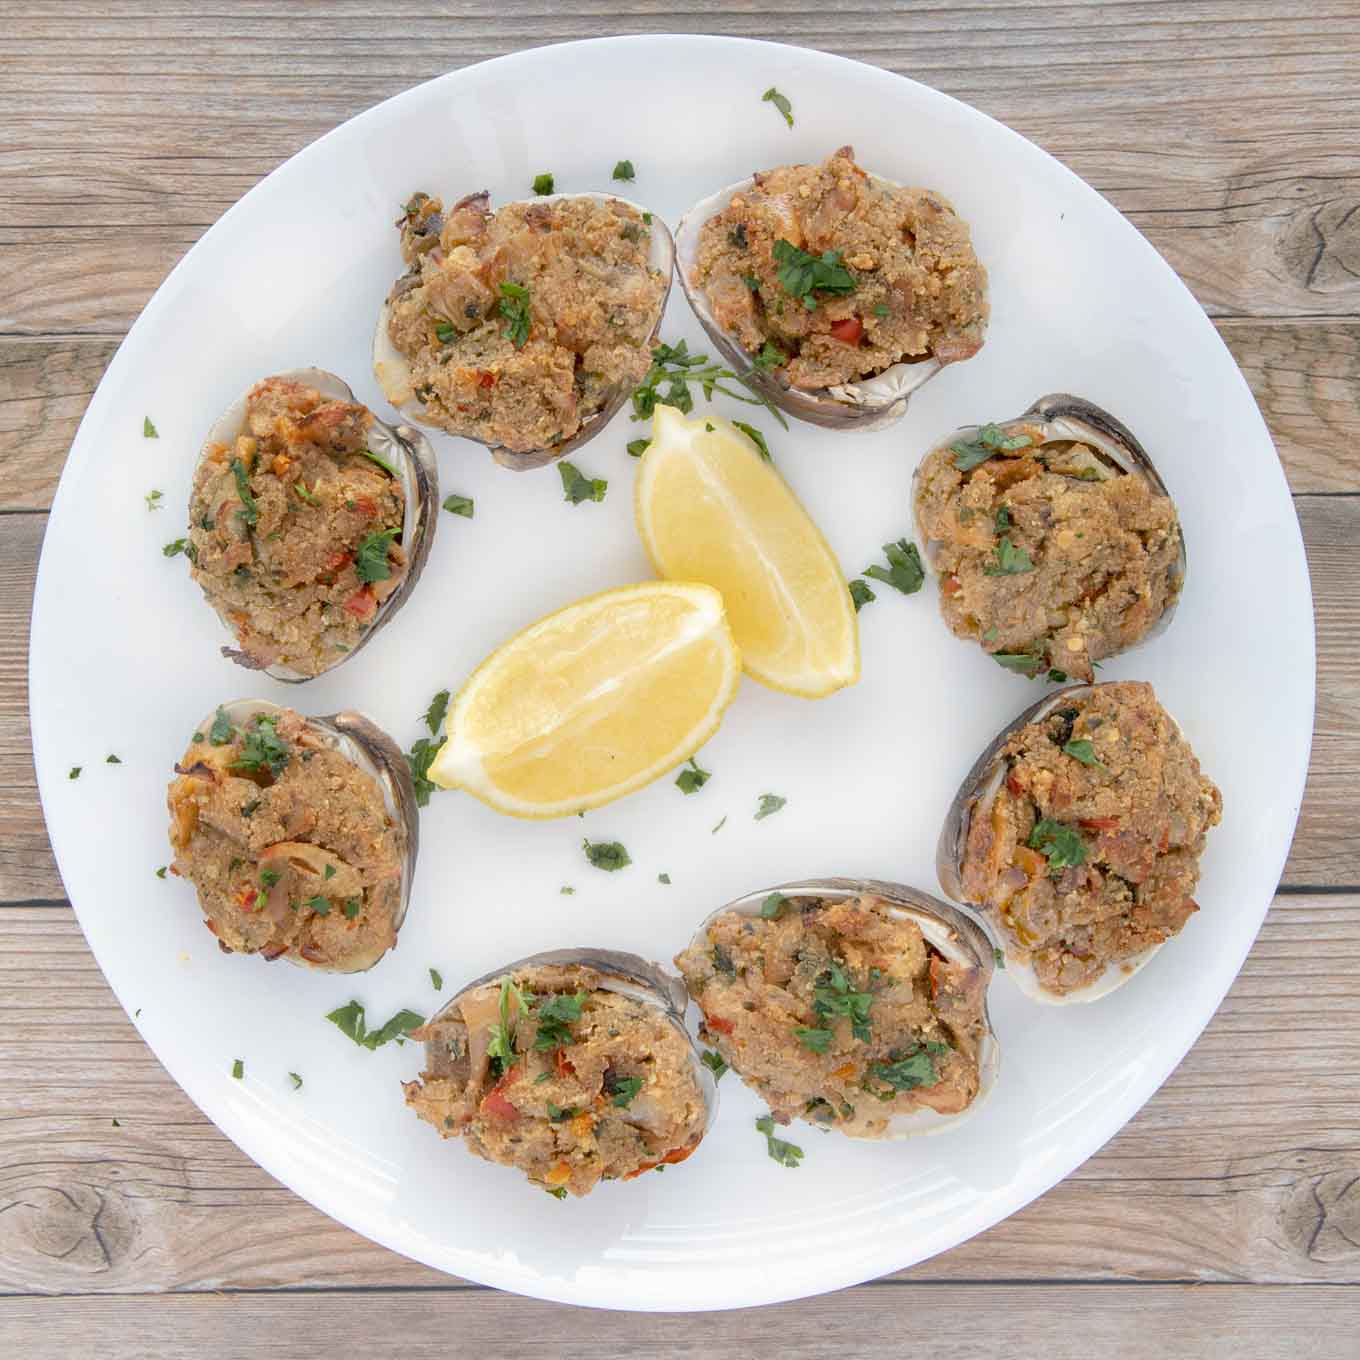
[4,496,1355,902]
[1,895,1355,1295]
[1,3,1359,331]
[3,324,1356,513]
[2,1284,1359,1360]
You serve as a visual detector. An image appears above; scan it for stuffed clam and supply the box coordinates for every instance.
[938,681,1222,1004]
[374,189,674,469]
[674,146,988,431]
[674,879,999,1138]
[166,700,418,973]
[184,368,437,682]
[404,949,717,1198]
[912,393,1185,682]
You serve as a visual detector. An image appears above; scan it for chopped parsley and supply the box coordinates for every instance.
[230,714,290,778]
[866,1041,949,1095]
[849,579,875,611]
[701,1049,729,1080]
[143,416,159,438]
[423,689,450,736]
[302,895,330,916]
[1063,738,1104,768]
[231,1059,244,1079]
[813,961,873,1043]
[950,423,1034,472]
[545,1186,568,1200]
[209,706,235,745]
[711,815,727,834]
[771,239,855,310]
[731,420,772,461]
[754,793,786,820]
[326,1000,425,1051]
[1028,818,1088,869]
[343,898,361,920]
[145,489,163,511]
[106,754,121,764]
[155,866,167,879]
[531,172,554,195]
[292,482,321,507]
[545,1102,580,1122]
[994,650,1047,678]
[985,535,1034,576]
[658,873,671,885]
[435,321,456,344]
[583,838,631,871]
[794,1026,834,1054]
[675,756,710,795]
[605,1074,644,1107]
[612,159,635,181]
[560,885,575,895]
[534,991,586,1050]
[756,1114,803,1167]
[162,537,193,559]
[230,458,259,530]
[753,340,788,371]
[864,539,924,595]
[626,438,650,458]
[259,868,282,890]
[68,766,81,780]
[289,1072,303,1090]
[354,527,400,583]
[558,460,608,504]
[406,735,445,808]
[359,447,399,478]
[486,976,527,1070]
[323,863,336,880]
[499,280,532,348]
[873,303,890,317]
[761,86,794,128]
[993,947,1006,970]
[711,945,735,977]
[442,493,474,518]
[631,339,788,429]
[759,892,788,919]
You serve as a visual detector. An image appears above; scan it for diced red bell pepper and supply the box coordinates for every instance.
[704,1014,735,1036]
[829,317,863,345]
[342,586,377,622]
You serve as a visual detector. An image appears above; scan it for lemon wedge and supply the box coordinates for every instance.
[429,581,741,817]
[635,405,859,698]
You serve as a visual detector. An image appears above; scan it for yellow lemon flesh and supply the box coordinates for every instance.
[428,581,741,818]
[635,405,859,698]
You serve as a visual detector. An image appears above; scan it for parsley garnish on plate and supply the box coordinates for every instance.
[658,873,671,885]
[534,992,586,1049]
[631,339,788,429]
[531,172,554,195]
[627,438,650,458]
[145,489,163,511]
[761,86,794,128]
[289,1072,303,1090]
[583,838,631,871]
[772,239,855,311]
[106,754,121,764]
[326,1000,425,1051]
[155,866,167,879]
[354,527,399,584]
[849,579,875,612]
[143,416,159,438]
[754,793,786,820]
[731,420,772,462]
[560,885,576,895]
[231,1059,244,1079]
[558,461,608,504]
[498,280,532,348]
[1028,818,1088,869]
[442,493,474,518]
[675,756,710,795]
[950,422,1034,472]
[756,1114,804,1167]
[68,766,81,780]
[406,735,445,808]
[864,539,924,595]
[162,537,194,559]
[612,159,636,181]
[1063,738,1104,768]
[423,689,450,736]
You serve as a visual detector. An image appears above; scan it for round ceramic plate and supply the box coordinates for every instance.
[30,36,1313,1311]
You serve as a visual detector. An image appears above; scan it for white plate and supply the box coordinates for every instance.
[30,36,1313,1311]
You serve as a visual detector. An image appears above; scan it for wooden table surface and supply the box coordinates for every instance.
[3,3,1358,1354]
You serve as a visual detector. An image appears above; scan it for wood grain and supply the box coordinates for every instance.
[2,894,1356,1294]
[3,1284,1360,1360]
[2,2,1359,332]
[4,325,1357,513]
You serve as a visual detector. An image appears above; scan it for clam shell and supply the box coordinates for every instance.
[197,367,439,683]
[674,172,977,431]
[911,392,1187,657]
[191,699,418,972]
[372,193,675,470]
[687,877,1000,1138]
[937,683,1183,1004]
[427,946,719,1136]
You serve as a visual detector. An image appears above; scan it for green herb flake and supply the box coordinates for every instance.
[230,457,259,531]
[326,1000,425,1051]
[1028,818,1088,869]
[984,535,1035,576]
[560,885,576,895]
[534,991,586,1051]
[702,1049,729,1081]
[209,707,235,745]
[423,689,450,736]
[162,537,191,558]
[289,1072,303,1090]
[406,735,446,808]
[658,873,671,885]
[864,539,924,596]
[982,626,1000,643]
[849,579,875,612]
[756,1113,804,1167]
[68,766,81,780]
[231,1059,244,1080]
[498,279,532,348]
[759,892,788,920]
[741,273,761,292]
[873,303,890,317]
[531,172,554,195]
[711,815,727,835]
[754,793,786,820]
[814,961,873,1043]
[558,460,608,505]
[230,714,290,778]
[761,86,794,129]
[435,321,456,344]
[993,948,1006,970]
[771,238,855,310]
[323,863,336,881]
[866,1042,948,1094]
[583,838,631,871]
[105,754,121,765]
[631,338,788,429]
[258,867,282,890]
[145,489,163,511]
[627,438,650,458]
[607,1075,644,1107]
[950,422,1034,472]
[731,420,772,461]
[303,895,331,917]
[612,159,636,181]
[794,1026,834,1054]
[112,1118,120,1127]
[675,756,711,795]
[994,650,1047,678]
[343,898,361,920]
[354,527,400,584]
[1063,738,1105,768]
[293,481,321,507]
[143,416,159,439]
[155,865,167,879]
[753,340,788,372]
[240,799,260,819]
[442,493,474,518]
[428,968,443,991]
[359,448,399,478]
